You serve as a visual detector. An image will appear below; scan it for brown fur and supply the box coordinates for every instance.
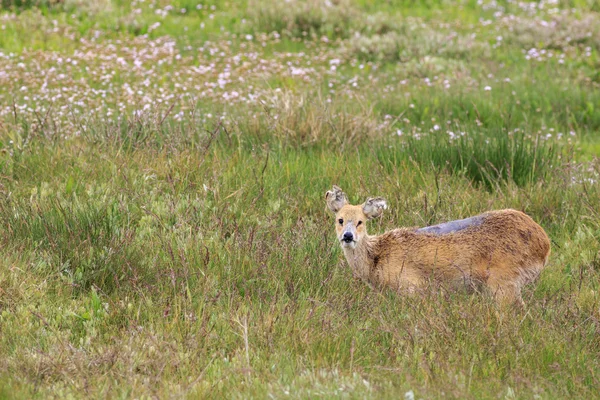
[325,186,551,305]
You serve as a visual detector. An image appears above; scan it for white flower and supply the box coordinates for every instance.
[484,86,492,91]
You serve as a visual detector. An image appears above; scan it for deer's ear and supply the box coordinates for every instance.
[362,197,387,219]
[325,185,348,213]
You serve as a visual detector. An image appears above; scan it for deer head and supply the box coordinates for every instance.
[326,186,387,249]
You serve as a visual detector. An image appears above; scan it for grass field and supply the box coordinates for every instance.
[0,0,599,398]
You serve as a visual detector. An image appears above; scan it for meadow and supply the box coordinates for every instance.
[0,0,599,398]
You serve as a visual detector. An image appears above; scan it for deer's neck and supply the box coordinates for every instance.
[342,235,376,281]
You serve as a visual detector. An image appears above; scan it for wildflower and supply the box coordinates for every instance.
[148,22,161,32]
[484,86,492,91]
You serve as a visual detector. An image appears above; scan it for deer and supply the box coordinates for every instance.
[325,186,550,306]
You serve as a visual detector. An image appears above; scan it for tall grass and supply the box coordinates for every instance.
[0,131,598,399]
[0,197,144,292]
[397,129,559,188]
[0,0,60,10]
[247,0,359,39]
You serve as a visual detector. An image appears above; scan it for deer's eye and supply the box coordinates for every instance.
[357,221,363,226]
[338,219,344,225]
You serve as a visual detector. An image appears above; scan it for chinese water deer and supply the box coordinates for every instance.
[325,186,550,306]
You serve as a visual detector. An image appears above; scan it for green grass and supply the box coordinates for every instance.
[381,128,560,189]
[1,0,600,398]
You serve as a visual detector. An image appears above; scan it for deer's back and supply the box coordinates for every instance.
[371,209,550,285]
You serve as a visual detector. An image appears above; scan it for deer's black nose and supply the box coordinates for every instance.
[342,232,354,242]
